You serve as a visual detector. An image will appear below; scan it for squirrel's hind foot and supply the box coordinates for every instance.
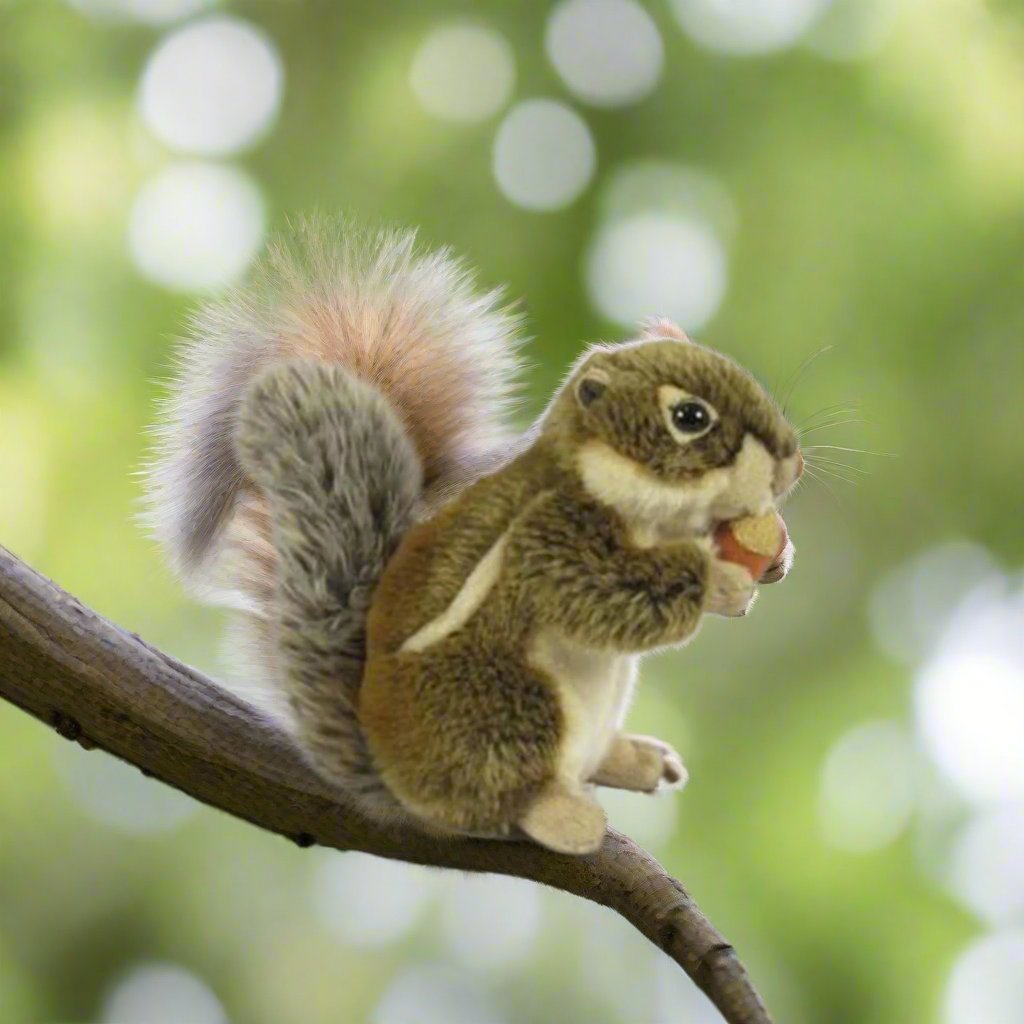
[518,783,606,855]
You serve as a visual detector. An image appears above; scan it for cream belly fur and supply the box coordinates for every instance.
[397,527,637,787]
[527,628,638,783]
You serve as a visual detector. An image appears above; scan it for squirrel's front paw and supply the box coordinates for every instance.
[705,558,757,617]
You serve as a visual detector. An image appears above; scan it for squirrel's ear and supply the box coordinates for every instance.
[640,317,689,343]
[576,370,609,409]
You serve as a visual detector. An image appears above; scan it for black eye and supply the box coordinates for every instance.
[671,401,711,434]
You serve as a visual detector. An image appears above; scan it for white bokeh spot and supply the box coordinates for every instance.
[374,965,504,1024]
[599,787,679,851]
[439,874,542,970]
[492,100,596,211]
[56,744,197,834]
[311,851,437,948]
[139,15,284,156]
[601,160,739,240]
[804,0,898,61]
[410,25,515,123]
[947,806,1024,926]
[577,898,664,1023]
[943,930,1024,1024]
[818,720,916,853]
[128,161,265,293]
[585,212,727,329]
[914,579,1024,804]
[575,896,736,1023]
[670,0,829,55]
[545,0,664,107]
[868,540,998,666]
[100,963,226,1024]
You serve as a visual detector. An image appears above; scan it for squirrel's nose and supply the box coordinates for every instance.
[795,449,805,479]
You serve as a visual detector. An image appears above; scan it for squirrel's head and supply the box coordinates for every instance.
[543,322,803,534]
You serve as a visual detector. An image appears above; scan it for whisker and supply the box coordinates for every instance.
[779,345,834,416]
[805,456,871,476]
[799,399,859,418]
[798,417,867,437]
[803,465,847,509]
[797,414,861,437]
[807,462,862,485]
[803,444,896,458]
[807,467,864,487]
[797,401,860,429]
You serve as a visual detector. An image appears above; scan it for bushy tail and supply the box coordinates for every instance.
[144,217,526,815]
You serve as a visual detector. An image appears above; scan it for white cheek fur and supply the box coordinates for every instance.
[576,434,777,533]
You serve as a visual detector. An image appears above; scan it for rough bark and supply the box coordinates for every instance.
[0,544,772,1024]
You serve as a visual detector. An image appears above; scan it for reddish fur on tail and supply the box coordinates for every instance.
[144,216,527,618]
[143,218,527,735]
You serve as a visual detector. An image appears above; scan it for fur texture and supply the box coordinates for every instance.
[360,336,802,852]
[234,361,421,817]
[144,218,526,817]
[144,216,525,604]
[145,216,801,852]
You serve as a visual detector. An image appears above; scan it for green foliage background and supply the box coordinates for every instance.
[1,1,1023,1022]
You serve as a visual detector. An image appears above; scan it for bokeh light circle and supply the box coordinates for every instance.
[670,0,827,55]
[599,786,678,851]
[439,875,541,970]
[128,161,265,293]
[868,541,998,665]
[139,16,284,156]
[374,965,504,1024]
[56,745,197,834]
[492,100,596,211]
[804,0,898,61]
[100,963,226,1024]
[410,25,516,123]
[914,582,1024,804]
[818,720,916,853]
[601,160,739,240]
[545,0,664,107]
[585,212,727,329]
[948,806,1024,925]
[943,930,1024,1024]
[311,852,437,948]
[917,649,1024,803]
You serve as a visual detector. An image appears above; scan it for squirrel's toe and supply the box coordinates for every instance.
[660,751,688,790]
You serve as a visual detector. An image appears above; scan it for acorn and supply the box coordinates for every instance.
[713,512,788,580]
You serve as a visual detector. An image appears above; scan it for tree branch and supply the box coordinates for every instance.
[0,544,772,1024]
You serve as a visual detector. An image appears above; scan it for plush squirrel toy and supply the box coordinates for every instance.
[147,219,802,855]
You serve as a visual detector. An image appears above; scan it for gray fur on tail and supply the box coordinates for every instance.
[144,216,525,603]
[235,361,421,818]
[142,217,526,820]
